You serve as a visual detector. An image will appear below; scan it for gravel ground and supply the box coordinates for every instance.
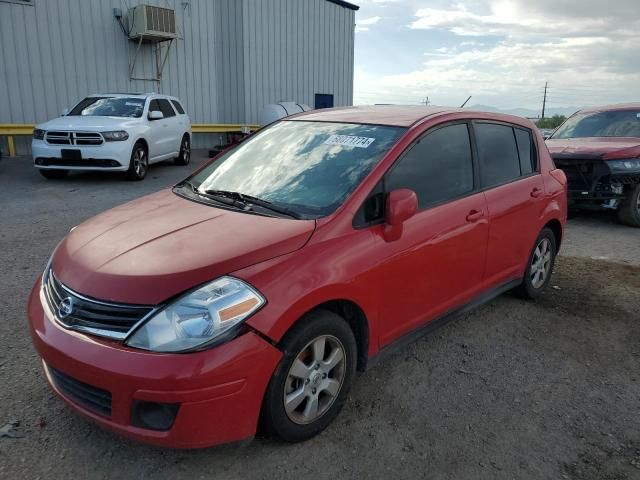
[1,153,639,480]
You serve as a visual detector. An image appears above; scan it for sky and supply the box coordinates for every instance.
[352,0,640,114]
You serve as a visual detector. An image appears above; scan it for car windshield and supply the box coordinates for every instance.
[68,97,145,118]
[552,110,640,139]
[185,120,406,218]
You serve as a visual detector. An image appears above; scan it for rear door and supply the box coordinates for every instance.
[375,122,489,346]
[473,122,545,288]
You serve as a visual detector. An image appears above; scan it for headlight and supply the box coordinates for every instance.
[126,276,265,353]
[33,129,45,140]
[607,158,640,173]
[102,130,129,141]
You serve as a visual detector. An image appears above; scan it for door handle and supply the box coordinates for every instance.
[466,209,484,222]
[530,187,543,198]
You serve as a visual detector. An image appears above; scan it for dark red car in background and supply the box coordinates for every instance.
[28,106,567,448]
[547,103,640,226]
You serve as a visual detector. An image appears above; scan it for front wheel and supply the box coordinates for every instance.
[515,228,557,299]
[126,142,148,181]
[174,135,190,166]
[617,184,640,227]
[261,310,357,442]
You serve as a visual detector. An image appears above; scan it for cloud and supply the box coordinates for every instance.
[356,15,382,32]
[354,0,640,109]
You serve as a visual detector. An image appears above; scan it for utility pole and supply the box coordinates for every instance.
[541,82,548,119]
[422,97,431,106]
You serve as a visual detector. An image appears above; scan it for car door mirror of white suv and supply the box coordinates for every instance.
[148,110,164,121]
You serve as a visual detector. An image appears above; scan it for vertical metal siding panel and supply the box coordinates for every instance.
[11,4,35,121]
[0,4,21,122]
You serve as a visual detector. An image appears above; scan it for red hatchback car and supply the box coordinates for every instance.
[28,106,567,448]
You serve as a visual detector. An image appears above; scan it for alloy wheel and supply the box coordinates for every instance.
[182,138,190,163]
[133,148,147,178]
[530,237,552,288]
[283,335,346,425]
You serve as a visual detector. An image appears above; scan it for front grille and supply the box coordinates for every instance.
[47,365,112,417]
[43,269,154,340]
[552,155,611,192]
[45,131,103,146]
[35,158,122,168]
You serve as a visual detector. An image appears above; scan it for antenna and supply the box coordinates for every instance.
[460,96,472,108]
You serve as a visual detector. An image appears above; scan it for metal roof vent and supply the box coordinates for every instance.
[128,4,177,42]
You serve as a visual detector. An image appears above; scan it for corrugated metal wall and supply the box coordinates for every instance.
[0,0,355,154]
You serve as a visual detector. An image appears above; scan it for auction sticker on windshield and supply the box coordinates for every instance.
[324,135,375,148]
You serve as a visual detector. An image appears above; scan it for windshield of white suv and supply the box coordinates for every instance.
[180,120,406,219]
[552,110,640,139]
[68,97,146,118]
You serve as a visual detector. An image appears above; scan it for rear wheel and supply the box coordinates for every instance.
[174,134,190,166]
[515,228,557,299]
[126,142,148,181]
[617,184,640,227]
[261,310,357,442]
[39,169,68,179]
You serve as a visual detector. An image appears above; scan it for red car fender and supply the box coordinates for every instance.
[234,242,382,357]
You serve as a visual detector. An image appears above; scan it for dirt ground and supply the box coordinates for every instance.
[0,154,639,480]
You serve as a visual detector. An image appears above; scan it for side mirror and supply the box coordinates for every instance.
[385,189,418,226]
[148,110,164,120]
[61,108,69,116]
[543,134,551,140]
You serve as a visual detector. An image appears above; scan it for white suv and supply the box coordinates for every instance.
[32,93,192,181]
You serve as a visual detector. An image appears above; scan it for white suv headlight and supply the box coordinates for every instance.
[102,130,129,141]
[126,276,265,353]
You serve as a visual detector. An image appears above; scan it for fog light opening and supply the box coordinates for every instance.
[131,401,180,431]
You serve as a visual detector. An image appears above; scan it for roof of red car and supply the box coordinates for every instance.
[579,103,640,114]
[291,105,460,127]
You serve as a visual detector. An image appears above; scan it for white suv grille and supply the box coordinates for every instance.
[46,131,104,146]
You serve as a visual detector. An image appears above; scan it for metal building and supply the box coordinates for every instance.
[0,0,358,154]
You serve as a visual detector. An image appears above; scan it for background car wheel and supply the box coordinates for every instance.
[126,142,148,181]
[174,135,190,166]
[617,184,640,227]
[515,227,557,299]
[39,169,68,179]
[261,310,357,443]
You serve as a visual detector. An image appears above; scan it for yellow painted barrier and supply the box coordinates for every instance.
[0,123,260,157]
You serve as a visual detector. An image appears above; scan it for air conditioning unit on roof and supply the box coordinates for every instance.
[128,4,177,42]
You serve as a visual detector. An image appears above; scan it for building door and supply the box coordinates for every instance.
[315,94,334,109]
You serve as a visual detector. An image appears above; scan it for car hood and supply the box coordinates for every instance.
[546,137,640,160]
[51,189,315,305]
[37,116,140,131]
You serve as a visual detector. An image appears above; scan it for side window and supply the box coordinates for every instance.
[514,128,536,175]
[148,99,161,113]
[475,123,521,188]
[157,99,176,118]
[386,123,474,209]
[171,99,185,114]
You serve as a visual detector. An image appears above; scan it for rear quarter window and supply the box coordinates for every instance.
[170,100,185,115]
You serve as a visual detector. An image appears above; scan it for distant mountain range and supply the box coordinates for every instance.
[466,104,582,119]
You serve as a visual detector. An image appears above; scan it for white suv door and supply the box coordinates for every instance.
[156,98,181,157]
[146,99,172,160]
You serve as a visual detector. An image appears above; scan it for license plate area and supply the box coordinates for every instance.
[61,149,82,161]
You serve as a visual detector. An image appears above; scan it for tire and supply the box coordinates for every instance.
[515,227,557,299]
[174,134,191,166]
[261,310,357,443]
[39,169,68,179]
[126,142,148,181]
[617,184,640,227]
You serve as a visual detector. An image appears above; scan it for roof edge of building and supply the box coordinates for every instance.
[326,0,360,11]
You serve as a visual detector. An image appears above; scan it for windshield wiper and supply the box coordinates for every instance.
[203,189,303,219]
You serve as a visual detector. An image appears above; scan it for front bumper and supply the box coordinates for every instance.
[28,277,282,449]
[32,139,133,172]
